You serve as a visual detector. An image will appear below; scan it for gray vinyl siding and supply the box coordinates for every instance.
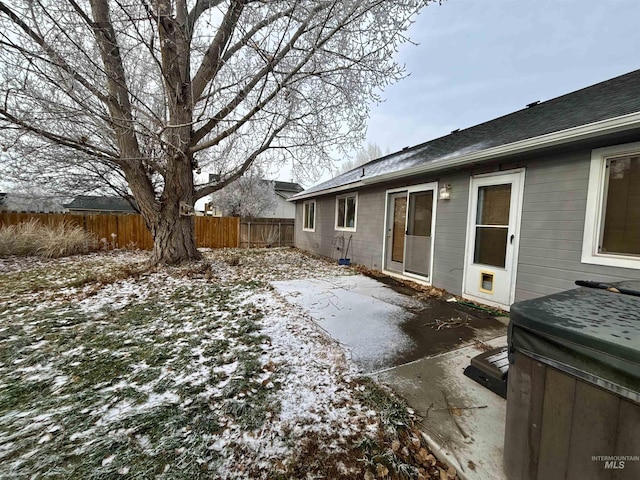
[295,187,387,270]
[431,172,469,295]
[295,139,640,305]
[295,175,472,295]
[515,148,640,302]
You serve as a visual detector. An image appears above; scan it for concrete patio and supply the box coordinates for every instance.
[272,273,509,480]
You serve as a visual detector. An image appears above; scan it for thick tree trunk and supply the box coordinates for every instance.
[139,1,201,265]
[150,212,201,265]
[148,155,202,265]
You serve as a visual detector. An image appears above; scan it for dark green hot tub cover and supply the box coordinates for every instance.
[509,282,640,403]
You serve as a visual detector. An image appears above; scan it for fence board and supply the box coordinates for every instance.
[1,212,239,250]
[194,216,238,249]
[239,217,295,248]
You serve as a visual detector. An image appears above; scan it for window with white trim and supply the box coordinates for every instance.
[335,193,357,231]
[303,200,315,232]
[582,142,640,268]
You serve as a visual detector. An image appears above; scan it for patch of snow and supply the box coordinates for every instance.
[213,361,238,376]
[29,340,49,350]
[94,391,180,427]
[272,276,417,372]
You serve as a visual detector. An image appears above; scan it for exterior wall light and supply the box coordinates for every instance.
[439,184,452,200]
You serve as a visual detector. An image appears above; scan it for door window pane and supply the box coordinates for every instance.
[477,184,511,225]
[392,197,407,262]
[408,191,433,236]
[474,227,508,267]
[601,155,640,255]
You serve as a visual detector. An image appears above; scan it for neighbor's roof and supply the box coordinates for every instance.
[292,68,640,200]
[270,180,303,199]
[273,181,303,193]
[64,195,138,213]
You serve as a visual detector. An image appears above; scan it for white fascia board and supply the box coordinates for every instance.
[290,111,640,200]
[287,181,365,202]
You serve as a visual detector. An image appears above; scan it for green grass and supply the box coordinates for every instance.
[0,249,439,480]
[0,259,278,479]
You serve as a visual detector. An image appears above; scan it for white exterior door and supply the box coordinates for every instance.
[463,170,525,309]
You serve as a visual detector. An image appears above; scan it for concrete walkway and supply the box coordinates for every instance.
[373,337,508,480]
[272,274,508,480]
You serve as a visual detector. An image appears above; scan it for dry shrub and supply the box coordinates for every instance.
[0,218,41,257]
[0,219,97,258]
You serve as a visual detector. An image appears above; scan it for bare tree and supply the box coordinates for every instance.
[0,0,431,264]
[335,142,387,175]
[209,170,277,217]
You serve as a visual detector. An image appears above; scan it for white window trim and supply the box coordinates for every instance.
[302,200,316,232]
[582,141,640,269]
[335,192,358,232]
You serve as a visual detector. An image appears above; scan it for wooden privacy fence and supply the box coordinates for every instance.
[0,212,240,250]
[194,216,239,249]
[240,217,295,248]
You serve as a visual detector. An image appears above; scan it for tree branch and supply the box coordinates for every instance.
[190,2,356,153]
[219,5,297,67]
[0,1,110,105]
[87,0,141,161]
[0,107,120,161]
[187,0,226,36]
[194,120,287,200]
[190,4,325,145]
[191,0,246,101]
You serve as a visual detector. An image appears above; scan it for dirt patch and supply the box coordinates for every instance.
[353,264,447,300]
[393,301,506,367]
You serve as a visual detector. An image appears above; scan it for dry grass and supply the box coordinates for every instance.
[0,219,97,258]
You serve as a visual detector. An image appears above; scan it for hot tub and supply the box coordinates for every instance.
[504,281,640,480]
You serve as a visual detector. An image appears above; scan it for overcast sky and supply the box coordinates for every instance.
[289,0,640,186]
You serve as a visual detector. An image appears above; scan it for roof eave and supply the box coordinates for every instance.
[288,180,366,201]
[290,111,640,201]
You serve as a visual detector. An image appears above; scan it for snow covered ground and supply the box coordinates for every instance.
[0,248,456,479]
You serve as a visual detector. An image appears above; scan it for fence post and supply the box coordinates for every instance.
[247,222,251,249]
[278,223,281,247]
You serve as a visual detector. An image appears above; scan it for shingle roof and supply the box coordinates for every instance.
[294,68,640,199]
[272,181,304,193]
[64,195,138,213]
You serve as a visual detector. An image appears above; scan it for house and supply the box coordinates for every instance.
[290,69,640,311]
[268,181,304,218]
[194,178,303,218]
[64,195,138,214]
